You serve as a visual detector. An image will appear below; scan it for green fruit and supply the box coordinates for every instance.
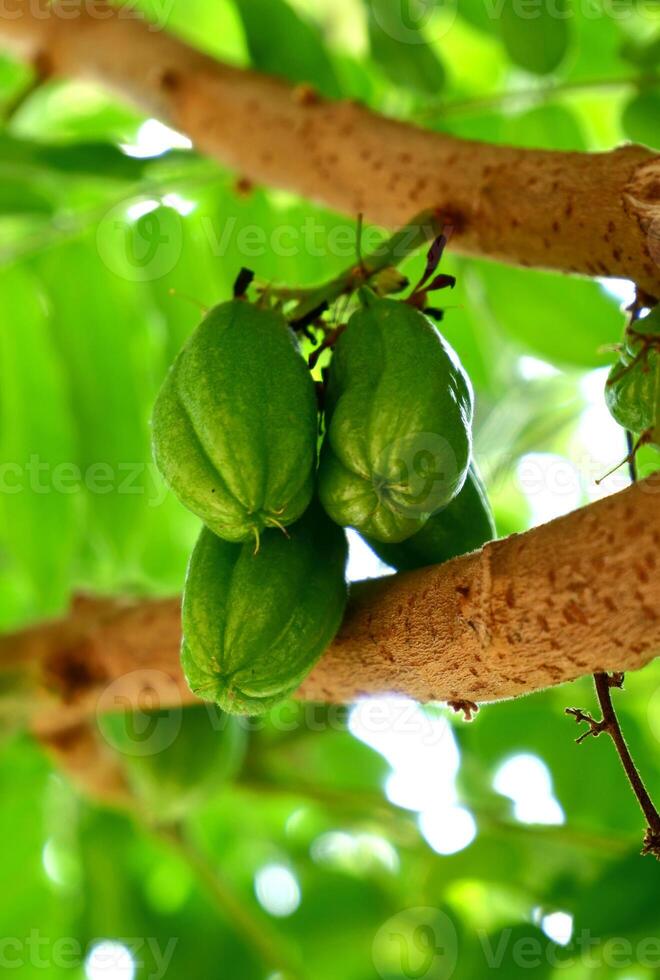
[318,295,473,543]
[363,465,495,571]
[152,299,318,544]
[98,703,246,823]
[606,311,660,438]
[605,351,660,434]
[181,502,348,715]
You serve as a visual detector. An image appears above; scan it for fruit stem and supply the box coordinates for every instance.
[594,431,650,485]
[277,208,448,325]
[625,429,638,483]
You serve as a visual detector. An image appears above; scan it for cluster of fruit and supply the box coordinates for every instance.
[151,282,495,716]
[606,306,660,452]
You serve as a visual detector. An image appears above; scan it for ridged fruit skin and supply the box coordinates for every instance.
[181,503,348,716]
[363,465,495,571]
[605,308,660,442]
[318,296,473,543]
[152,300,318,544]
[98,703,246,823]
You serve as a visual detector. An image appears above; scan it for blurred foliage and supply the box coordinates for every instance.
[0,0,658,977]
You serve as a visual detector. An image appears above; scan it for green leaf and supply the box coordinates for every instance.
[503,104,586,151]
[571,851,660,940]
[0,133,195,181]
[0,737,73,953]
[332,53,384,104]
[434,110,505,144]
[458,683,645,835]
[0,52,31,98]
[456,924,554,979]
[233,0,341,97]
[366,0,445,94]
[0,175,54,215]
[562,5,627,83]
[133,0,247,61]
[620,32,660,70]
[498,0,571,75]
[32,233,160,588]
[621,89,660,148]
[13,79,143,144]
[0,264,78,626]
[457,0,498,35]
[0,6,658,961]
[475,261,624,368]
[146,192,233,359]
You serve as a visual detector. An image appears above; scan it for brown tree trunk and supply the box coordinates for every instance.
[2,476,657,736]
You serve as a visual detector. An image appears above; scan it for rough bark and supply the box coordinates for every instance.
[2,475,657,737]
[0,1,658,294]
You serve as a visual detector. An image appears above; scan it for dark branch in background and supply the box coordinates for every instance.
[415,74,660,121]
[566,430,660,860]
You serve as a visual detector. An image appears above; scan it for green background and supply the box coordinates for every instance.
[0,0,658,977]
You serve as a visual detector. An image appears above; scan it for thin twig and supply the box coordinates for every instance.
[567,427,660,858]
[566,681,660,858]
[593,674,660,835]
[415,73,658,121]
[236,774,634,854]
[308,322,347,370]
[280,208,446,324]
[626,429,638,483]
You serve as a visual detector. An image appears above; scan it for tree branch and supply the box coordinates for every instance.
[0,1,658,295]
[567,673,660,858]
[593,673,660,846]
[566,430,660,858]
[2,475,658,736]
